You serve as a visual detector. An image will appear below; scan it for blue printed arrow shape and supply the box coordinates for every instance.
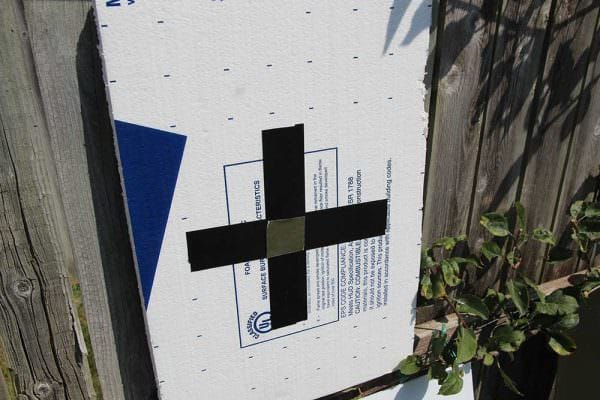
[114,120,186,307]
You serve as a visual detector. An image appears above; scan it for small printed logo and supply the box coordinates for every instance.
[246,311,271,339]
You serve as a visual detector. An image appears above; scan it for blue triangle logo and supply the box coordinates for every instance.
[115,120,186,307]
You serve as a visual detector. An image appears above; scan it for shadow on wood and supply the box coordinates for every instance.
[76,9,157,400]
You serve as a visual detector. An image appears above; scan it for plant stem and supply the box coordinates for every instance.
[444,296,467,327]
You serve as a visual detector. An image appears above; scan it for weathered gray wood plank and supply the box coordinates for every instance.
[0,369,8,400]
[518,0,600,282]
[542,9,600,282]
[468,0,552,293]
[0,0,94,397]
[20,1,157,399]
[422,0,501,245]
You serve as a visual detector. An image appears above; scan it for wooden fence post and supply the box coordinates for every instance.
[0,0,94,398]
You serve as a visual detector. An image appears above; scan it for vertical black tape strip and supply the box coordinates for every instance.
[305,199,388,249]
[186,220,267,271]
[262,124,305,219]
[268,251,308,329]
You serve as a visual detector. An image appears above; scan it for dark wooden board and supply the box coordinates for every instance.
[423,0,501,245]
[518,0,600,282]
[468,0,552,293]
[542,10,600,282]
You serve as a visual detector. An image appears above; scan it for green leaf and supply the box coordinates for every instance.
[481,241,502,262]
[483,288,505,312]
[492,325,525,352]
[448,257,480,268]
[548,333,577,356]
[483,353,494,366]
[441,259,462,287]
[497,362,524,396]
[480,213,511,237]
[438,368,463,396]
[513,318,529,330]
[456,294,490,319]
[546,290,579,315]
[398,355,421,375]
[522,275,545,302]
[554,313,580,330]
[432,273,447,299]
[420,273,433,300]
[506,279,529,316]
[421,248,435,269]
[556,295,579,315]
[581,280,600,298]
[570,201,584,219]
[584,202,600,218]
[533,228,556,245]
[433,235,466,251]
[506,250,519,266]
[428,362,448,380]
[535,302,559,315]
[572,230,589,252]
[455,326,477,364]
[515,201,526,231]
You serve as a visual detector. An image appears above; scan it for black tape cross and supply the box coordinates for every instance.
[186,124,388,330]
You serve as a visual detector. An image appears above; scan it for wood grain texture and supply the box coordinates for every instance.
[518,0,600,282]
[542,10,600,282]
[468,0,552,293]
[0,0,93,397]
[0,371,7,400]
[422,0,501,245]
[19,1,157,399]
[20,3,124,398]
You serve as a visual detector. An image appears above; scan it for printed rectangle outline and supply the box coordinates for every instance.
[223,147,340,348]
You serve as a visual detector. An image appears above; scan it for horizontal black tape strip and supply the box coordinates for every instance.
[305,199,388,249]
[186,220,267,271]
[262,124,305,220]
[268,251,308,329]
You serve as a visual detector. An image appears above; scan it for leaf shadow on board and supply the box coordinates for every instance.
[383,0,431,54]
[422,0,600,291]
[394,376,429,400]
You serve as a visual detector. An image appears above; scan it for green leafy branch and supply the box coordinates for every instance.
[397,199,600,396]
